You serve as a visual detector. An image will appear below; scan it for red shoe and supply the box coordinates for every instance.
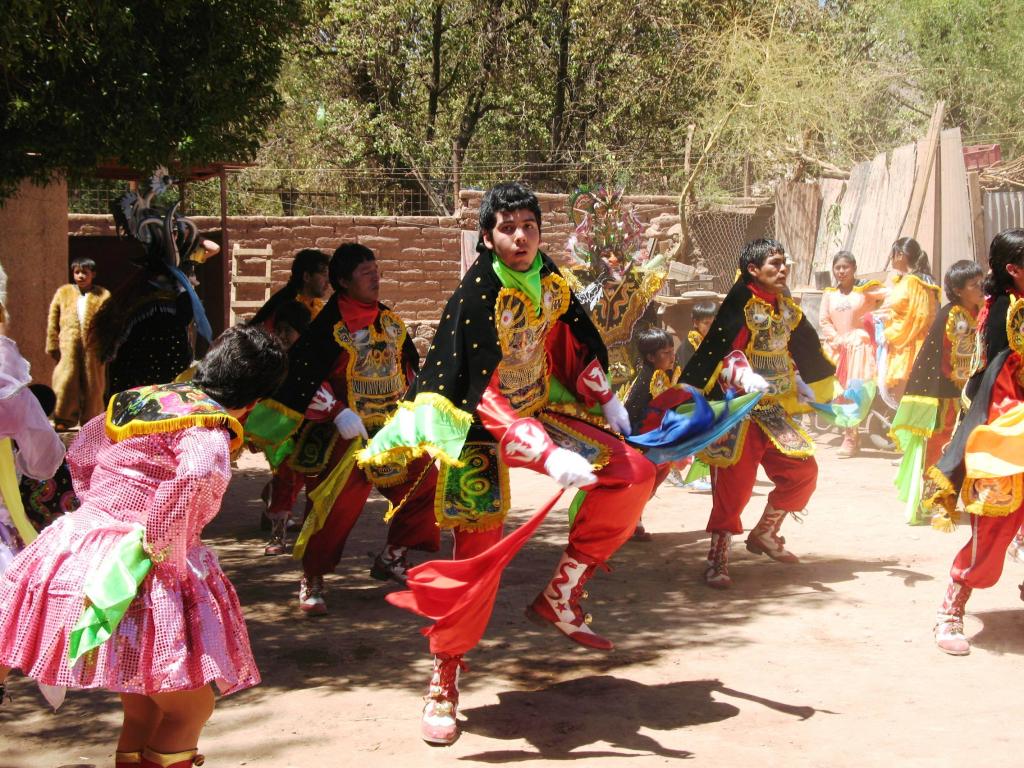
[526,550,613,651]
[116,751,142,768]
[140,748,204,767]
[421,654,466,745]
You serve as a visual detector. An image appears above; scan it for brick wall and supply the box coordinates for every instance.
[68,193,682,354]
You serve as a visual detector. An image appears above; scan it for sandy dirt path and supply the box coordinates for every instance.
[3,432,1022,768]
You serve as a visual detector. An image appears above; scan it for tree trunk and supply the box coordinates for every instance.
[426,2,443,142]
[550,0,570,162]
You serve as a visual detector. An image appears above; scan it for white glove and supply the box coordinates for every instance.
[333,408,368,440]
[601,394,633,436]
[543,447,598,489]
[719,350,770,394]
[795,376,816,403]
[739,368,771,394]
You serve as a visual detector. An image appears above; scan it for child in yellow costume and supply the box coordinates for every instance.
[45,257,110,429]
[878,237,940,404]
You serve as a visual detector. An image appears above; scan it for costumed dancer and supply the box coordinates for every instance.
[877,237,940,406]
[250,248,330,330]
[94,169,220,398]
[46,256,111,429]
[250,248,329,554]
[891,260,983,524]
[0,338,66,572]
[245,244,440,615]
[359,183,657,745]
[922,230,1024,656]
[624,327,682,539]
[0,325,287,768]
[818,251,885,457]
[680,239,836,589]
[670,300,717,488]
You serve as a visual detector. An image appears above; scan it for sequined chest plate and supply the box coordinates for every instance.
[945,305,976,389]
[494,274,570,416]
[334,310,407,429]
[744,295,801,399]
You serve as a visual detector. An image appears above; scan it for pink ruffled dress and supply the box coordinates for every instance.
[818,282,885,388]
[0,414,259,695]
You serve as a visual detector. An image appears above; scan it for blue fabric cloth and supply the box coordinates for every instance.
[627,388,763,464]
[167,264,212,342]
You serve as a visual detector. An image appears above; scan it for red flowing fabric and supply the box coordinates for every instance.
[387,489,565,655]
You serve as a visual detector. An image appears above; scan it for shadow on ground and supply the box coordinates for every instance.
[0,463,927,759]
[457,675,829,762]
[969,608,1024,655]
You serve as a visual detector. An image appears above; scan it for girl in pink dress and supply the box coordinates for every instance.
[0,325,287,768]
[818,251,886,456]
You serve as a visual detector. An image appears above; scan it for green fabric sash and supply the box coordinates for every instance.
[891,395,939,525]
[684,458,710,482]
[358,392,473,469]
[68,526,152,663]
[491,252,543,315]
[894,436,929,525]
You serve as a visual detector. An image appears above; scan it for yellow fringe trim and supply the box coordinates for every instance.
[293,441,360,560]
[922,464,958,531]
[539,412,613,471]
[357,442,466,471]
[432,446,511,531]
[699,419,750,468]
[930,514,958,533]
[397,392,474,430]
[257,397,304,424]
[754,414,815,459]
[105,400,244,454]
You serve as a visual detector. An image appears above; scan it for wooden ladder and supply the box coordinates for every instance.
[229,244,273,325]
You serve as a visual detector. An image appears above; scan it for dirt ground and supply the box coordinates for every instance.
[4,429,1023,768]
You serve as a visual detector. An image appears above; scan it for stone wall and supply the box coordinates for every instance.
[68,192,683,354]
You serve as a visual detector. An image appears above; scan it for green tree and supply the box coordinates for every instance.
[863,0,1024,155]
[1,0,303,203]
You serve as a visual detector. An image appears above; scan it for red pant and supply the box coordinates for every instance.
[925,399,958,469]
[950,504,1024,589]
[708,422,818,534]
[301,444,440,578]
[267,463,305,522]
[427,413,656,654]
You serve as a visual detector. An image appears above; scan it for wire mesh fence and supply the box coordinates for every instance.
[67,153,754,218]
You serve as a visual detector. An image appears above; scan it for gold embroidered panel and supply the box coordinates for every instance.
[494,275,569,416]
[334,309,408,429]
[945,305,976,389]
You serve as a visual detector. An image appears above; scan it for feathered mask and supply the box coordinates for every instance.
[109,167,214,342]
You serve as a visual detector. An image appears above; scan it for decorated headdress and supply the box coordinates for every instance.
[109,168,215,341]
[564,184,667,385]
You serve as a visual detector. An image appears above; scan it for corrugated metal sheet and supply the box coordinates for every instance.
[984,190,1024,252]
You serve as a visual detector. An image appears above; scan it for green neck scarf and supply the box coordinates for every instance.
[491,252,543,316]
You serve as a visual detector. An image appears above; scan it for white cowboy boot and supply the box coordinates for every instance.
[704,531,733,588]
[934,580,972,656]
[526,549,613,651]
[746,503,800,563]
[420,653,466,745]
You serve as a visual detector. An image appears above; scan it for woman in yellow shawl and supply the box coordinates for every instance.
[878,237,941,404]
